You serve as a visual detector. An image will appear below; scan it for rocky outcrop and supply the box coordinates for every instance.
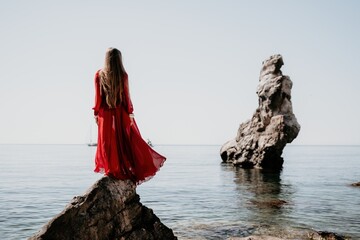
[29,177,177,240]
[221,54,300,169]
[308,230,348,240]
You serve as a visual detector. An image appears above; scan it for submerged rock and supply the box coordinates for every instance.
[221,54,300,169]
[29,177,177,240]
[250,199,288,209]
[227,236,285,240]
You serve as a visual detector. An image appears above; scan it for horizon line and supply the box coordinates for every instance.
[0,143,360,147]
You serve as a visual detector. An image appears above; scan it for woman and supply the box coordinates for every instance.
[92,48,166,184]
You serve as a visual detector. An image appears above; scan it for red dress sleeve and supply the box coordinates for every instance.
[123,73,134,114]
[92,70,102,116]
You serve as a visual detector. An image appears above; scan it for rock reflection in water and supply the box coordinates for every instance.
[221,163,297,237]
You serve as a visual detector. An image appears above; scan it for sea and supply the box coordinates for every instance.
[0,144,359,239]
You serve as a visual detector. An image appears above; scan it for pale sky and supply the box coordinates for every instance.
[1,0,359,145]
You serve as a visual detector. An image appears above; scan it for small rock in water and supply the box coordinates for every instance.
[350,182,360,187]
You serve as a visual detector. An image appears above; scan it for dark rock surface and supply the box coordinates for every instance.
[308,230,349,240]
[229,231,349,240]
[351,182,360,187]
[29,177,177,240]
[228,236,285,240]
[221,54,300,169]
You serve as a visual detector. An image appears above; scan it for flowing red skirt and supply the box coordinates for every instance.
[94,105,165,185]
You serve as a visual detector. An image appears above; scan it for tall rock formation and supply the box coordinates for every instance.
[220,54,300,169]
[29,177,177,240]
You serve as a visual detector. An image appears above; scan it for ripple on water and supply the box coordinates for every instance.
[1,145,360,239]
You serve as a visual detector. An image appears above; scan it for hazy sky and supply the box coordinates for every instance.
[1,1,359,145]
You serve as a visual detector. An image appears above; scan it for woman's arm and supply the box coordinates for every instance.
[123,73,134,115]
[92,70,102,119]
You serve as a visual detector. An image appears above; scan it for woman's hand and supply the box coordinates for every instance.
[129,114,134,126]
[94,116,99,125]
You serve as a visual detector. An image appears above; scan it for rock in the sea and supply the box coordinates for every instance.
[29,177,177,240]
[351,182,360,187]
[221,54,300,169]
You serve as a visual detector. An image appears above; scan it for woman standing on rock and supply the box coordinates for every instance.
[92,47,166,184]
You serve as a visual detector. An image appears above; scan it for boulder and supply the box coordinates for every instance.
[221,54,300,169]
[29,177,177,240]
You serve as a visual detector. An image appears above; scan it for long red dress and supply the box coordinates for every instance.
[92,70,166,184]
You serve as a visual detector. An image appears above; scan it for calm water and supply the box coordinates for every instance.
[0,145,359,239]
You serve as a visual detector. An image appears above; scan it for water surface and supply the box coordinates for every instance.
[0,145,359,239]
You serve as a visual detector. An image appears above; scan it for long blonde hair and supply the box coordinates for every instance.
[100,48,126,108]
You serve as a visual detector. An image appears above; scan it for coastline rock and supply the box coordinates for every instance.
[29,177,177,240]
[308,230,348,240]
[221,54,300,169]
[228,230,349,240]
